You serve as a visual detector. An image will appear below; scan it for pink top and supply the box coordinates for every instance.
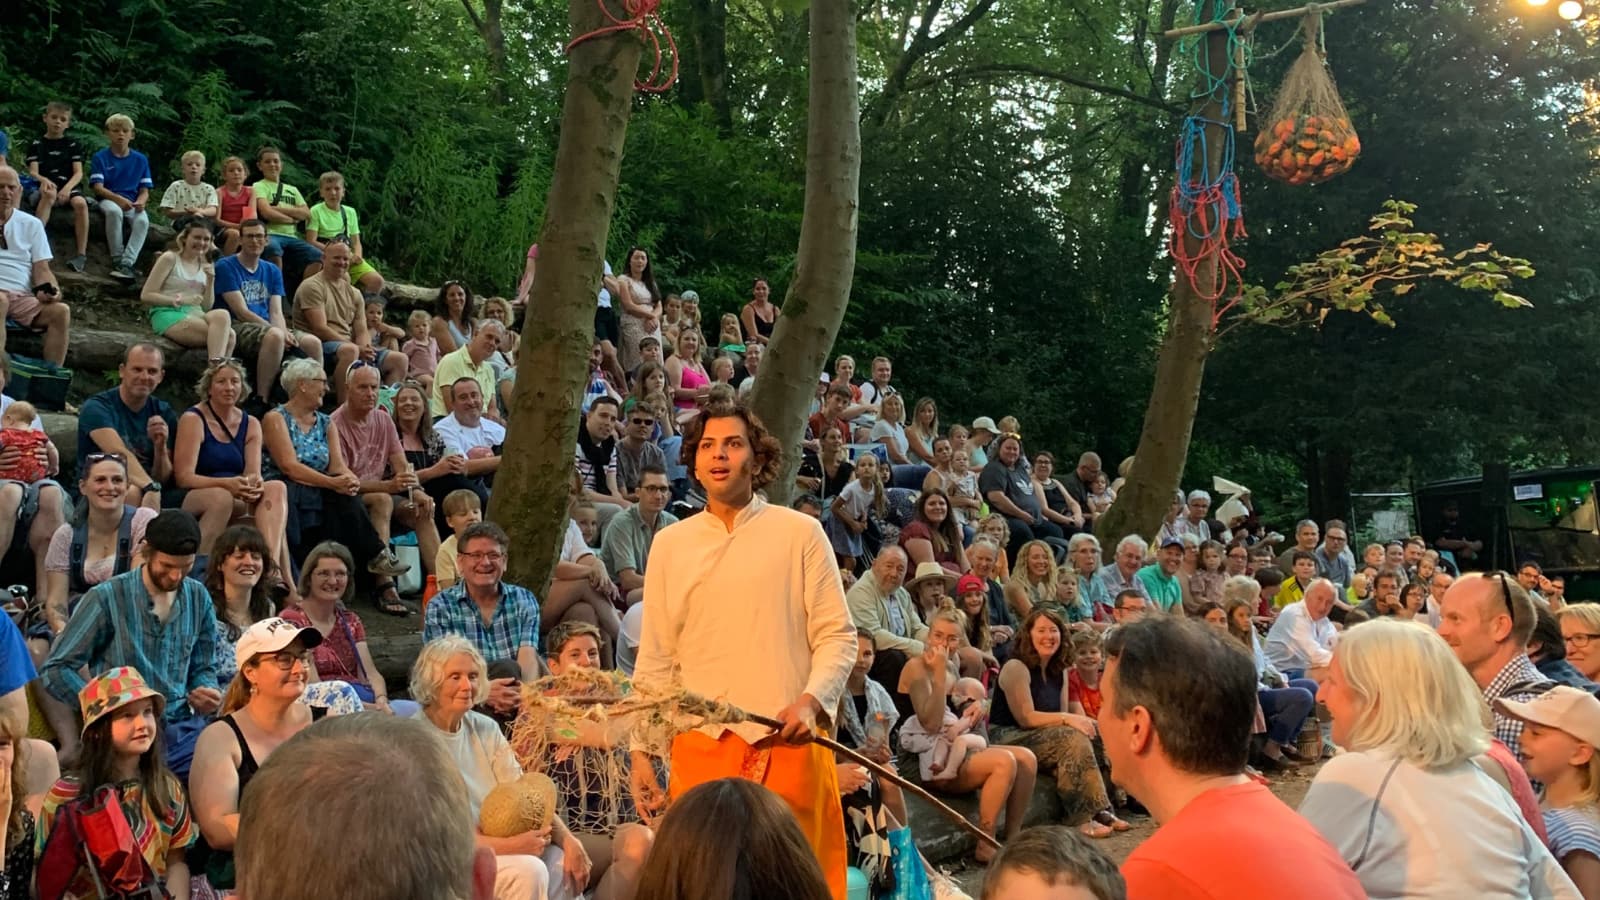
[331,405,404,482]
[675,362,710,410]
[218,184,255,226]
[403,337,439,377]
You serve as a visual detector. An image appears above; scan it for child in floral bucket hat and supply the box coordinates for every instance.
[35,666,197,899]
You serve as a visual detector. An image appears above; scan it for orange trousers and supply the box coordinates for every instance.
[669,730,848,900]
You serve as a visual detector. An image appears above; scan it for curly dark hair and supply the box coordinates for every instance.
[1014,606,1071,681]
[678,400,784,491]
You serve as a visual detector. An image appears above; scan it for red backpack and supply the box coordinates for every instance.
[36,784,166,900]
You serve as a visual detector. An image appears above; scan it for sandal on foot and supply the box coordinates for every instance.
[375,586,411,617]
[1094,809,1131,832]
[1078,820,1114,840]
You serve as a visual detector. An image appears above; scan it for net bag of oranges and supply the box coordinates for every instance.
[1252,11,1360,185]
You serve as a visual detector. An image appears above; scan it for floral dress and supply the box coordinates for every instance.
[2,811,33,900]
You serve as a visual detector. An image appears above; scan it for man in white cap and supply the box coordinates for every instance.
[969,416,998,469]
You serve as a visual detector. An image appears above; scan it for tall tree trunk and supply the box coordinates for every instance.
[1094,7,1230,553]
[690,0,732,132]
[462,0,510,106]
[749,0,861,505]
[491,0,643,594]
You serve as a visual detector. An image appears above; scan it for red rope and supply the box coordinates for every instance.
[1168,174,1248,329]
[566,0,680,94]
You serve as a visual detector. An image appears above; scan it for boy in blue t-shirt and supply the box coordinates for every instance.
[89,113,154,282]
[24,101,93,272]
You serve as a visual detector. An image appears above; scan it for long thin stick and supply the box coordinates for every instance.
[744,713,1003,851]
[1161,0,1366,39]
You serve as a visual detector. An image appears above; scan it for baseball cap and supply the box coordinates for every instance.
[235,617,325,668]
[1495,686,1600,748]
[957,573,987,596]
[971,416,998,434]
[819,372,831,384]
[145,509,202,557]
[1160,535,1184,550]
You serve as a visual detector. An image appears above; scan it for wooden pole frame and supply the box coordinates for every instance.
[1161,0,1366,38]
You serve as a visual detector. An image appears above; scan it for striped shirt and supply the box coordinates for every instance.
[36,775,196,895]
[423,580,543,663]
[1545,806,1600,864]
[40,568,218,719]
[1485,653,1554,762]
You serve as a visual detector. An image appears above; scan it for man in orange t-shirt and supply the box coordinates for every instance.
[1099,618,1365,899]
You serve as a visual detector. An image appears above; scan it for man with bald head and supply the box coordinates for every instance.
[1263,577,1339,682]
[1060,451,1102,526]
[0,165,73,365]
[845,545,926,687]
[1438,571,1551,760]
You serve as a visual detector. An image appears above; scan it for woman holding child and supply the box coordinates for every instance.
[900,605,1038,862]
[993,606,1127,839]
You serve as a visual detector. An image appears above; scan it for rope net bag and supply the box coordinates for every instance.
[1252,9,1361,185]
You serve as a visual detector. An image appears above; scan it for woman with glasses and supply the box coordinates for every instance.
[174,359,294,595]
[263,357,408,614]
[188,617,344,896]
[430,280,477,355]
[1561,605,1600,683]
[280,542,407,714]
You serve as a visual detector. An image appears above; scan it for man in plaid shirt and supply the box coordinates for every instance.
[423,521,542,718]
[1439,570,1552,761]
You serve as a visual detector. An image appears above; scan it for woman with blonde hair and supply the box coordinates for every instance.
[1501,687,1600,897]
[1300,619,1579,898]
[905,397,940,467]
[1561,604,1600,683]
[1005,539,1059,623]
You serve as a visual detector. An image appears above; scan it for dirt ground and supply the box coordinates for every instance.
[945,764,1318,896]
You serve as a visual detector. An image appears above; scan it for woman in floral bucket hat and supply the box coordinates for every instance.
[35,666,197,899]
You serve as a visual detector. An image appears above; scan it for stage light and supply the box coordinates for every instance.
[1528,0,1549,7]
[1557,0,1583,18]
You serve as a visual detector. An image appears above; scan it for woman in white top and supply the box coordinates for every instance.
[605,246,663,372]
[1300,618,1581,899]
[139,219,235,359]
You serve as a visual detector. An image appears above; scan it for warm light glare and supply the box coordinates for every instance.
[1528,0,1549,6]
[1558,0,1583,17]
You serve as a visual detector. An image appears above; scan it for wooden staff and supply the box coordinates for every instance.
[1162,0,1367,39]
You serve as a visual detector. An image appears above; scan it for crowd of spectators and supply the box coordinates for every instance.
[5,101,1600,900]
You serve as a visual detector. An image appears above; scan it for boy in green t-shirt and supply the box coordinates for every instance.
[250,145,323,283]
[305,170,384,294]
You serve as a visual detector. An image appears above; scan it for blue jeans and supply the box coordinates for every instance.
[163,712,210,784]
[1259,678,1318,747]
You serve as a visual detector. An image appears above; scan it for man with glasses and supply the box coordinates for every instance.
[0,165,72,366]
[1438,571,1552,762]
[333,363,440,580]
[40,510,218,773]
[423,521,541,717]
[1224,543,1250,577]
[1314,523,1353,591]
[291,240,403,403]
[76,342,178,509]
[213,217,320,403]
[1110,588,1148,627]
[602,464,677,608]
[614,400,665,502]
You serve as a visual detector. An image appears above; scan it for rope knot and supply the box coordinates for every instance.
[566,0,680,93]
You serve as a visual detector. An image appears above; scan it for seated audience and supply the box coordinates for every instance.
[213,218,322,401]
[252,145,322,283]
[1189,540,1226,612]
[292,240,403,402]
[188,616,335,895]
[1562,604,1600,685]
[899,487,969,575]
[213,155,253,255]
[1500,687,1600,897]
[89,114,154,282]
[994,607,1127,839]
[435,488,484,591]
[667,328,711,412]
[1058,453,1103,530]
[304,170,384,293]
[432,279,478,355]
[409,635,583,900]
[1104,618,1365,897]
[957,572,1011,662]
[1221,578,1316,768]
[40,511,218,777]
[967,536,1017,637]
[0,166,72,366]
[1528,606,1600,693]
[1134,537,1184,615]
[615,400,666,502]
[871,394,929,489]
[900,605,1039,861]
[1300,619,1578,898]
[431,321,506,419]
[392,380,486,523]
[1007,539,1062,623]
[601,464,677,607]
[233,713,496,900]
[435,377,506,492]
[21,103,91,272]
[904,397,940,466]
[1067,533,1110,623]
[1264,577,1339,682]
[544,477,624,666]
[173,359,292,582]
[35,667,194,899]
[1439,571,1551,762]
[262,358,409,614]
[846,547,926,690]
[281,542,398,709]
[423,522,545,714]
[573,396,629,529]
[1033,452,1086,537]
[979,433,1063,562]
[1093,535,1149,609]
[982,826,1127,900]
[333,363,441,578]
[77,343,177,510]
[139,219,235,359]
[157,149,219,227]
[0,356,65,603]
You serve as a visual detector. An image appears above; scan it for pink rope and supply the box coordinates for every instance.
[566,0,680,94]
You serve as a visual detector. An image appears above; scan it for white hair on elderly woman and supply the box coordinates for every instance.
[1221,574,1259,607]
[1332,619,1491,768]
[279,356,328,394]
[410,635,492,709]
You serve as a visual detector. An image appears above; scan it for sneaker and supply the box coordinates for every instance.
[109,264,135,283]
[367,550,411,577]
[67,255,87,273]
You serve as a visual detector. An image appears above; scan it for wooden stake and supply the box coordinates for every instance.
[1162,0,1366,39]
